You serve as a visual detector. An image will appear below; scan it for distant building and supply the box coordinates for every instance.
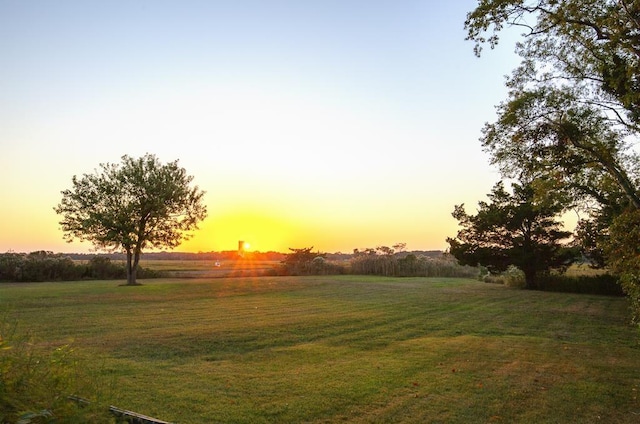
[238,240,246,257]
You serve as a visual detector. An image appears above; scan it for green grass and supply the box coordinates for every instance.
[1,276,639,423]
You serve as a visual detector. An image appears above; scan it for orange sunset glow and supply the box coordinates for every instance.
[0,2,520,255]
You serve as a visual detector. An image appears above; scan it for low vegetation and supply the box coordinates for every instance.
[1,251,624,300]
[1,276,638,423]
[350,251,477,278]
[0,249,475,282]
[480,265,624,296]
[0,317,111,423]
[0,251,161,282]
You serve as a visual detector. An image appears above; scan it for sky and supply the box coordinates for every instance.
[0,0,523,254]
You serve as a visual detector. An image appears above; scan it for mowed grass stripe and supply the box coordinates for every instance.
[1,276,639,423]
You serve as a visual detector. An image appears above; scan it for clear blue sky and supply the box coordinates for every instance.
[0,0,523,253]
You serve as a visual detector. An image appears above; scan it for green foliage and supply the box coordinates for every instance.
[465,0,640,317]
[603,209,640,324]
[0,253,25,281]
[0,252,161,283]
[448,181,578,289]
[55,153,207,285]
[0,252,83,282]
[537,273,624,296]
[466,0,640,127]
[484,266,623,296]
[83,256,126,280]
[20,252,79,282]
[279,247,345,275]
[482,265,526,289]
[0,319,112,423]
[572,214,610,269]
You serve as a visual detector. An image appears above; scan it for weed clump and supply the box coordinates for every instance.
[0,318,112,423]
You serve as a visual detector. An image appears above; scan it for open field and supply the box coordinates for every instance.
[95,258,283,278]
[1,276,639,423]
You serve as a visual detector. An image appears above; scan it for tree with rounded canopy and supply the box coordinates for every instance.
[447,180,577,290]
[55,154,207,285]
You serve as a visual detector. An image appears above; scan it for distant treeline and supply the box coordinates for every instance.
[0,249,451,282]
[275,246,475,278]
[0,251,622,296]
[63,250,288,261]
[61,250,445,262]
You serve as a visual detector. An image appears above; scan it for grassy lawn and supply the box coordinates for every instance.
[1,276,639,423]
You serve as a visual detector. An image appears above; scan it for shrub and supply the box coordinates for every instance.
[0,252,86,282]
[537,273,624,296]
[278,248,347,276]
[503,266,526,288]
[0,252,163,283]
[482,266,623,296]
[481,267,526,287]
[0,253,23,281]
[85,256,125,280]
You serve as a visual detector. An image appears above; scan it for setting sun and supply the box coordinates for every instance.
[0,2,521,256]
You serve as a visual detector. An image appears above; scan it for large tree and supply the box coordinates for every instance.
[466,0,640,126]
[55,154,207,285]
[464,1,640,312]
[465,0,640,209]
[447,181,576,289]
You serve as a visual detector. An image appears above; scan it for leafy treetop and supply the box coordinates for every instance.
[55,153,207,285]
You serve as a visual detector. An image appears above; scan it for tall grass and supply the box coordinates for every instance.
[0,317,112,423]
[350,253,478,278]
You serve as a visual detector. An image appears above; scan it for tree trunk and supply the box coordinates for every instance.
[570,135,640,209]
[132,247,141,285]
[523,269,538,290]
[125,249,134,285]
[125,248,140,285]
